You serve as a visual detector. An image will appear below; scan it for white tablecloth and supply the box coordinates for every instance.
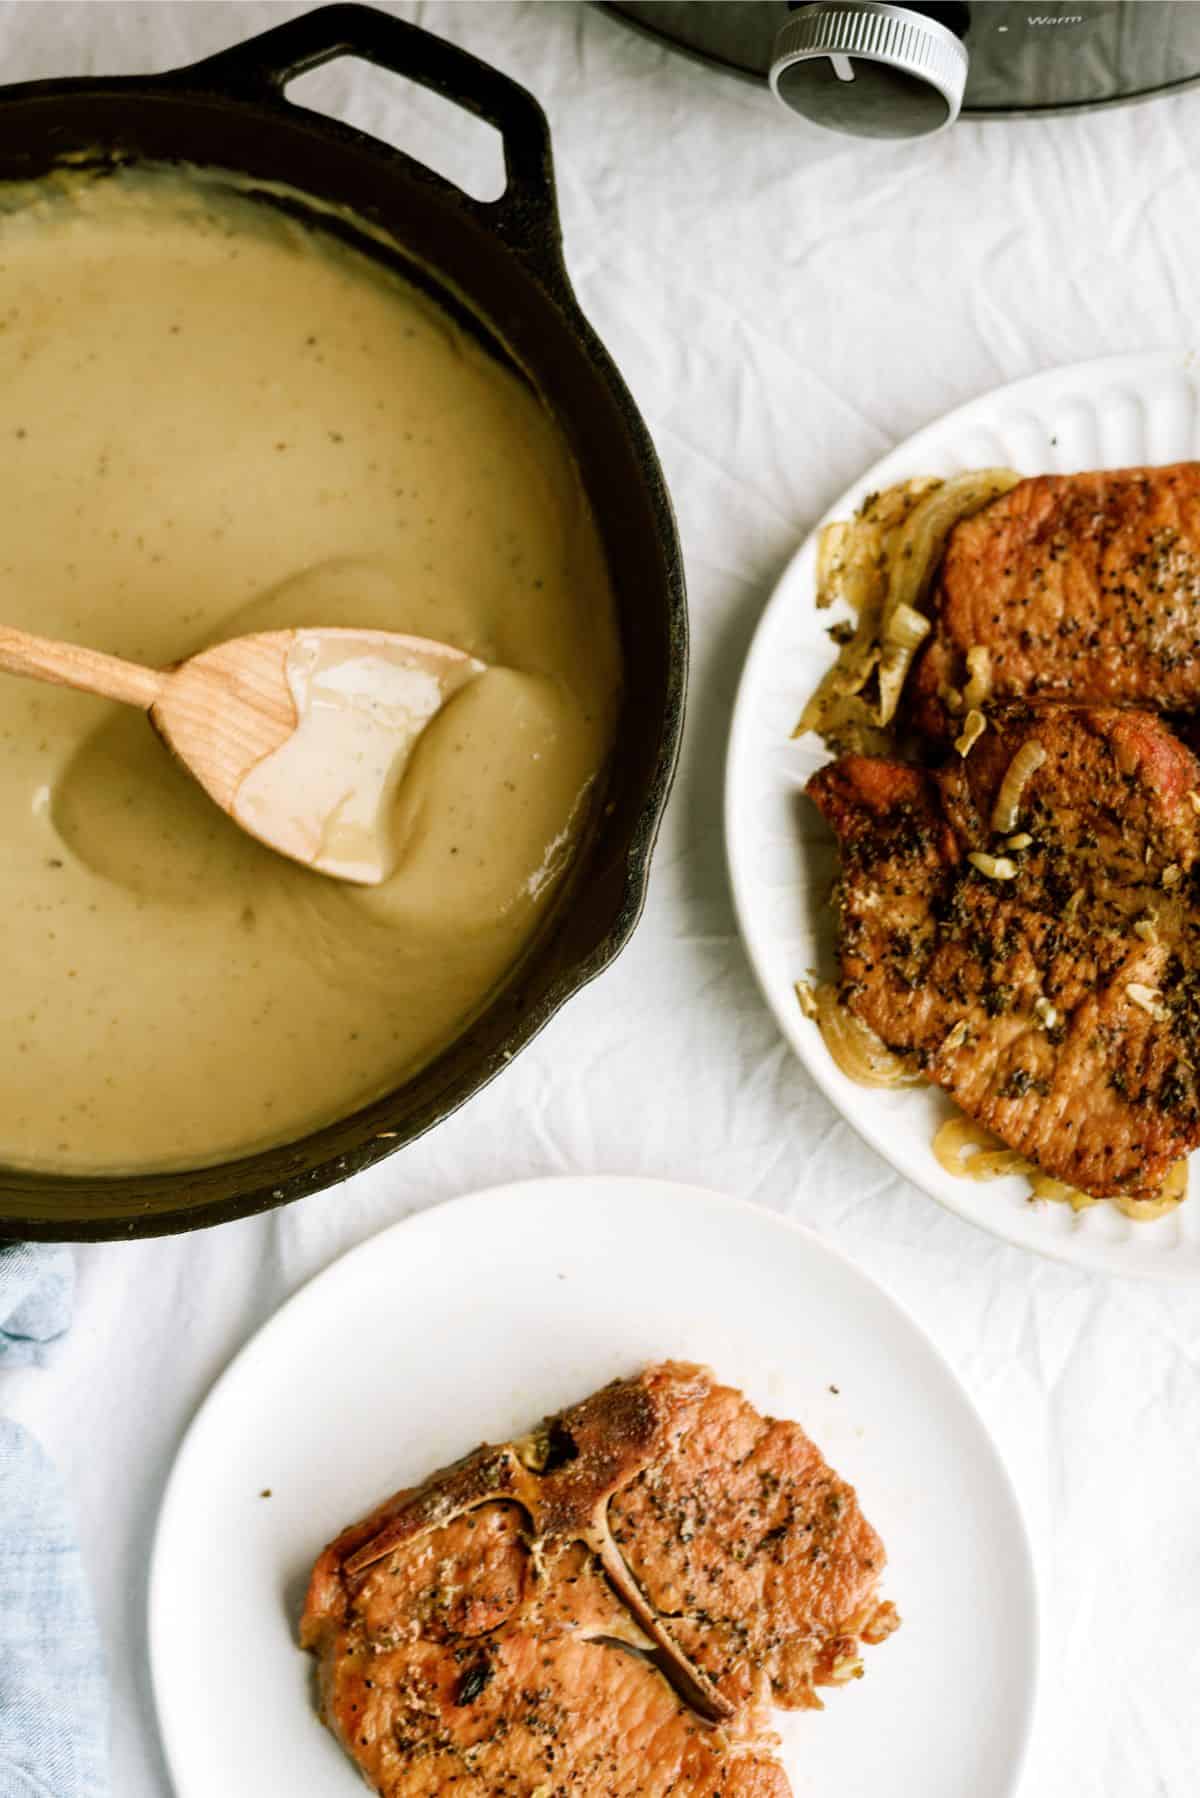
[2,3,1199,1792]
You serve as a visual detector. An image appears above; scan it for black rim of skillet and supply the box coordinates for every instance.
[0,4,687,1239]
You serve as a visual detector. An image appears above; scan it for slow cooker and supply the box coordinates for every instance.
[605,1,1200,138]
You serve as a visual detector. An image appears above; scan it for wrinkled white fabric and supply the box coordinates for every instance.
[1,3,1199,1793]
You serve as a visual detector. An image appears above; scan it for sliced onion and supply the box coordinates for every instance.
[882,469,1021,624]
[814,985,923,1089]
[990,741,1046,833]
[794,979,819,1020]
[797,470,1019,750]
[933,1115,1034,1181]
[815,520,853,609]
[937,1126,1190,1223]
[884,601,931,653]
[875,643,916,726]
[1114,1159,1188,1221]
[954,708,987,757]
[1027,1170,1094,1211]
[962,644,993,710]
[967,850,1017,880]
[1031,1159,1188,1222]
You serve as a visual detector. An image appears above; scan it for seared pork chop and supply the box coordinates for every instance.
[300,1363,896,1796]
[911,463,1200,736]
[808,705,1200,1198]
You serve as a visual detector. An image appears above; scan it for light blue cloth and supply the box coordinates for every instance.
[0,1246,108,1798]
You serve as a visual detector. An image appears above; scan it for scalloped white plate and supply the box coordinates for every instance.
[149,1178,1037,1798]
[726,351,1200,1282]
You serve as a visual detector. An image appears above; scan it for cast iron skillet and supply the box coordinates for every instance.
[0,4,686,1239]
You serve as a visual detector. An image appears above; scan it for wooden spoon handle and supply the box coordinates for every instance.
[0,624,164,709]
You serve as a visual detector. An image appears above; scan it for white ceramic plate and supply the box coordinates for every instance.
[150,1176,1038,1798]
[726,350,1200,1282]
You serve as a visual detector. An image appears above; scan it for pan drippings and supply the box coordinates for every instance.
[0,170,620,1173]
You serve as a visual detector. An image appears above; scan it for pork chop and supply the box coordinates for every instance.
[910,463,1200,736]
[300,1362,896,1796]
[807,705,1200,1198]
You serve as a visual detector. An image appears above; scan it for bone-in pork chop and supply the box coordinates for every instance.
[808,704,1200,1198]
[910,463,1200,736]
[300,1362,897,1796]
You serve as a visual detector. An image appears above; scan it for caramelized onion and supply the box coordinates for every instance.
[883,469,1021,624]
[962,645,993,710]
[936,1118,1188,1222]
[933,1116,1032,1180]
[1114,1159,1188,1221]
[967,850,1016,879]
[954,708,987,757]
[812,984,923,1089]
[796,470,1020,751]
[990,741,1046,834]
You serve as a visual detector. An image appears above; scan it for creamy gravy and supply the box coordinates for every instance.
[0,171,620,1174]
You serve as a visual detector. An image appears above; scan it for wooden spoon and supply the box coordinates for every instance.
[0,623,486,884]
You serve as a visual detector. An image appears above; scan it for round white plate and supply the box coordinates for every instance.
[726,350,1200,1282]
[150,1176,1038,1798]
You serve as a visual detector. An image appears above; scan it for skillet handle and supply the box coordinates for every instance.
[171,3,562,276]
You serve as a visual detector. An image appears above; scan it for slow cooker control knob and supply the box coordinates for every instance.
[770,3,968,139]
